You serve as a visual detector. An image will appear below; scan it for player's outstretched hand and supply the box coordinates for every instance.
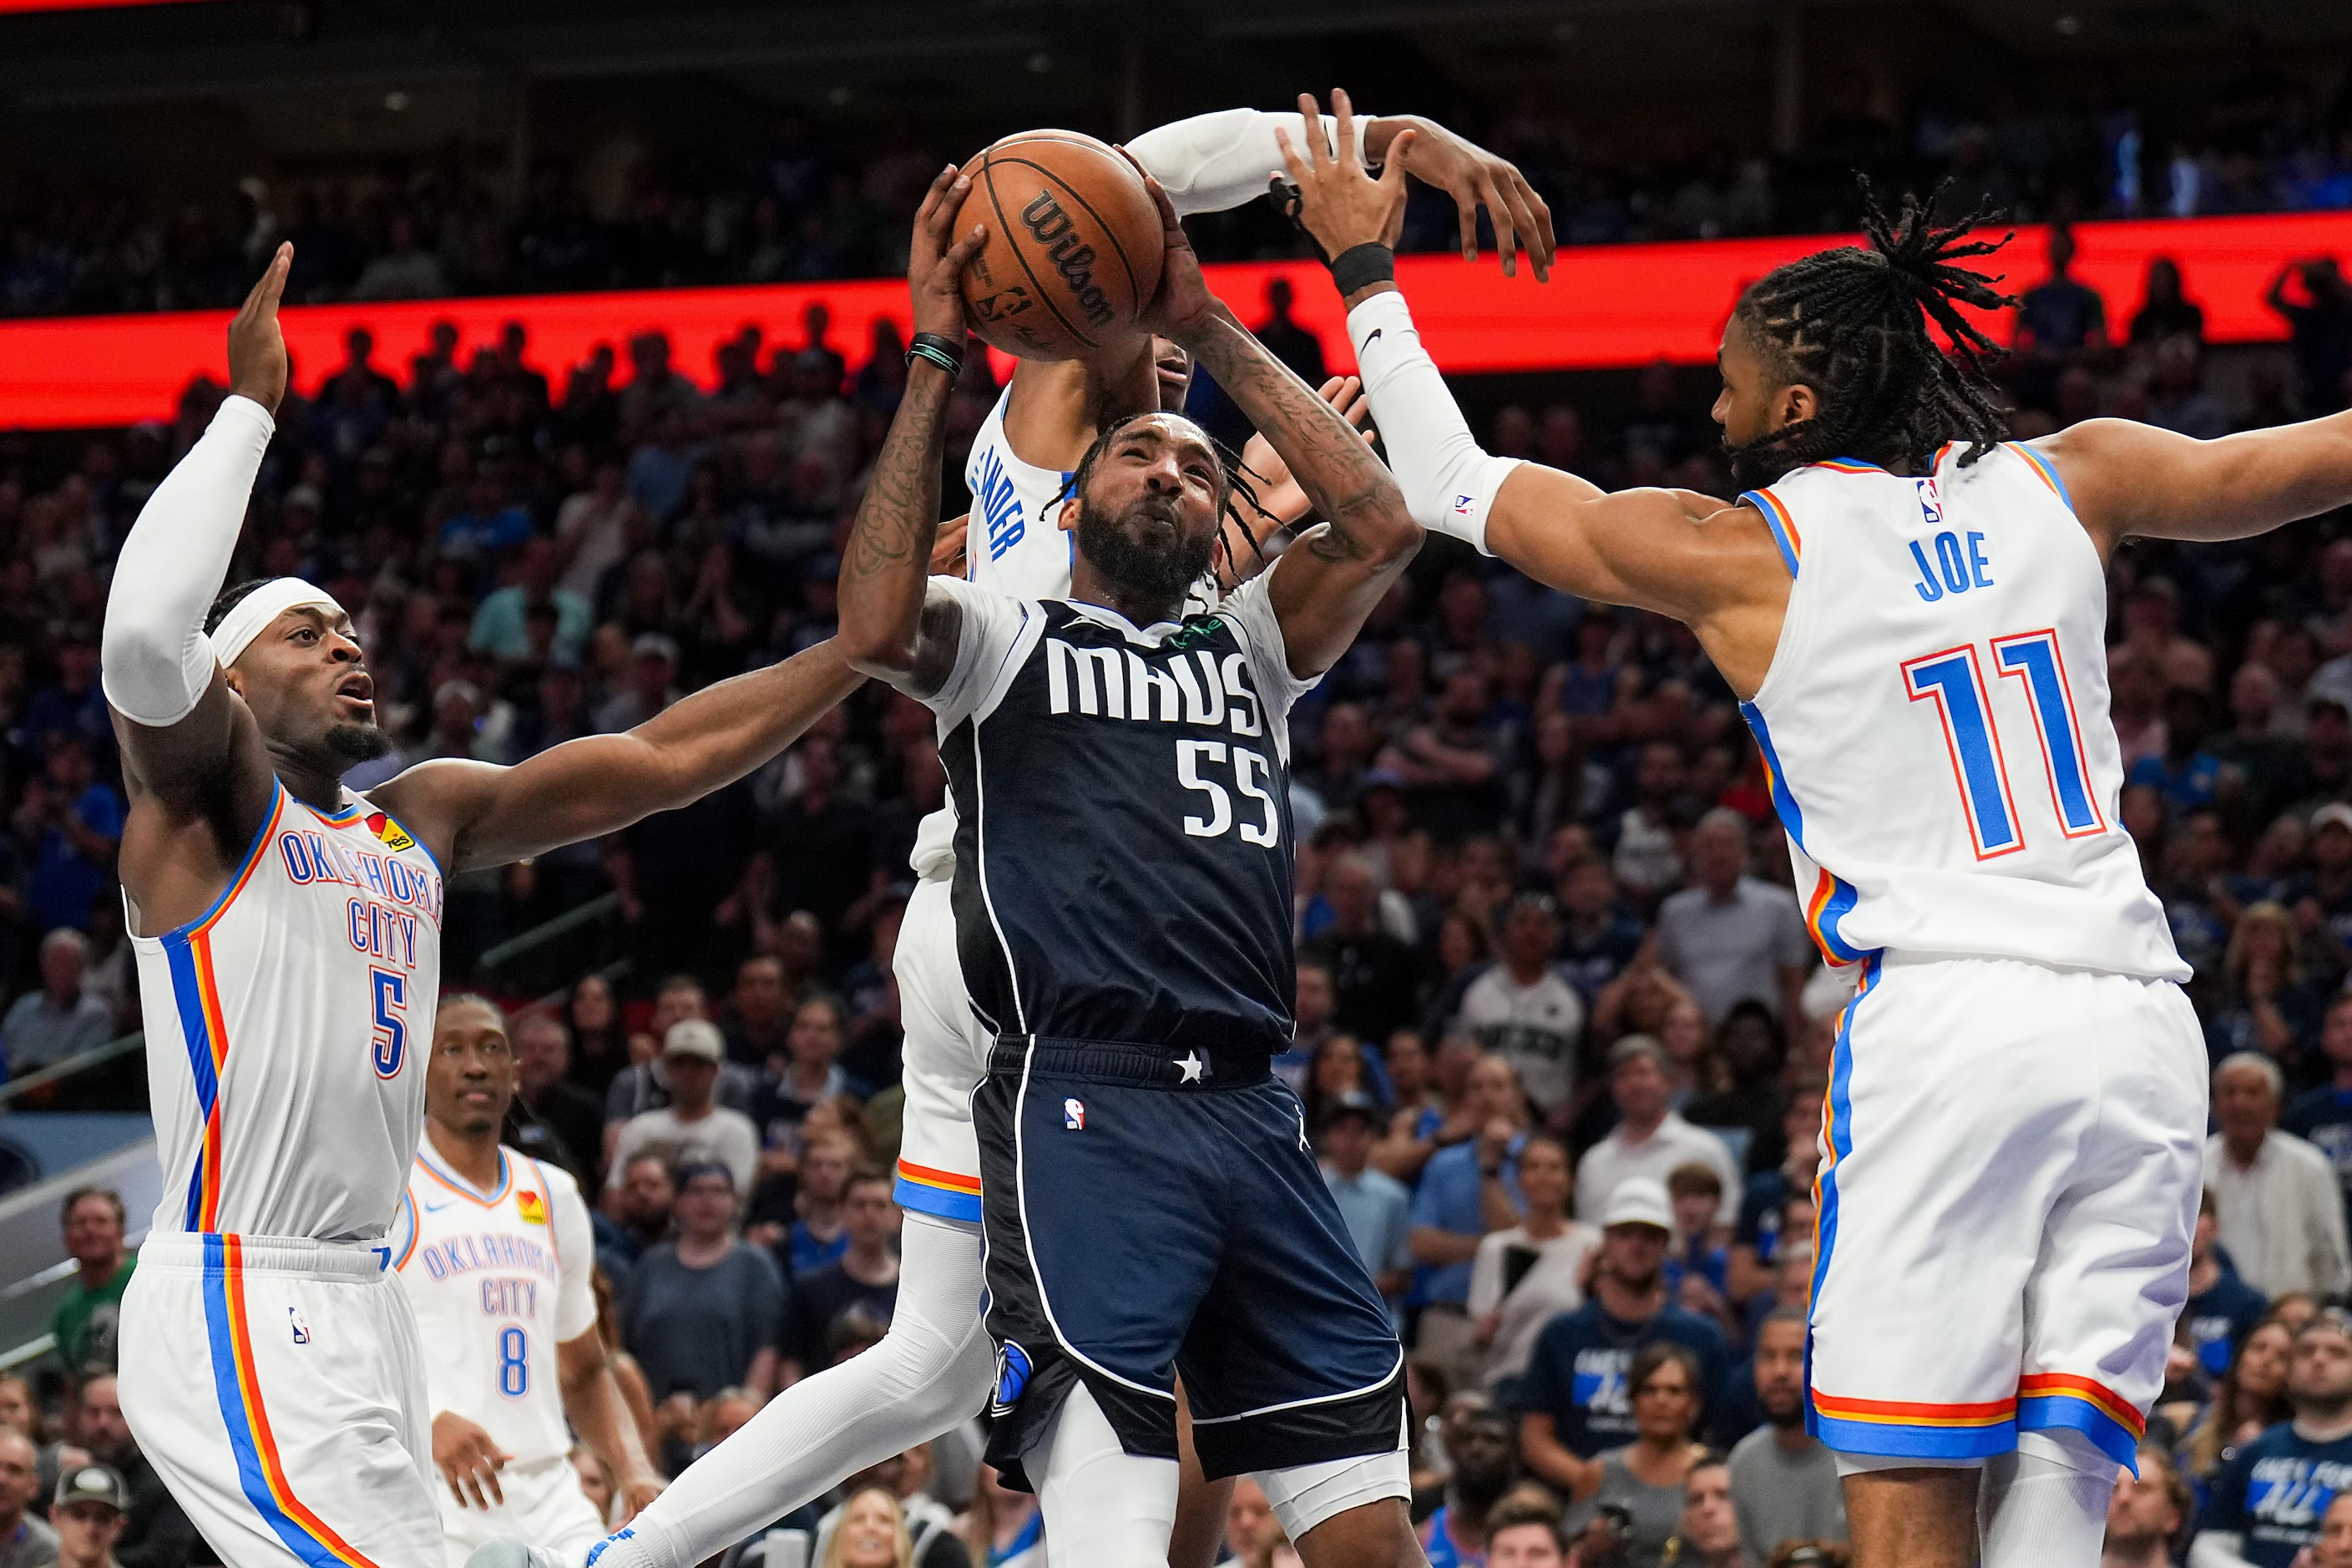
[1240,375,1373,526]
[227,241,292,415]
[431,1410,511,1510]
[908,164,985,348]
[1276,91,1416,272]
[1135,175,1217,341]
[1381,114,1555,280]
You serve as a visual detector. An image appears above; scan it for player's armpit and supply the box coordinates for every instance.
[2037,412,2352,555]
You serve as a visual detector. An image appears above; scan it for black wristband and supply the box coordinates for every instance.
[907,331,964,378]
[1329,242,1396,296]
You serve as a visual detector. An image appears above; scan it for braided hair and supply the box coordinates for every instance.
[1724,181,2016,488]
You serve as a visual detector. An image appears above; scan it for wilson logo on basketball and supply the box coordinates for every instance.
[1019,192,1115,329]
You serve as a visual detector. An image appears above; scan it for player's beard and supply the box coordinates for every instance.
[321,721,395,766]
[1722,428,1800,491]
[1077,500,1213,612]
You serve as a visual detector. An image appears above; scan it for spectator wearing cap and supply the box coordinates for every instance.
[1575,1039,1741,1231]
[0,1429,55,1568]
[2288,802,2352,974]
[65,1378,191,1568]
[48,1464,125,1568]
[595,633,682,733]
[778,1167,899,1386]
[1451,893,1585,1115]
[1467,1133,1597,1390]
[1409,1054,1530,1388]
[1727,1308,1845,1561]
[2206,1051,2352,1297]
[50,1188,131,1378]
[1652,811,1812,1026]
[601,979,756,1158]
[606,1021,761,1200]
[2102,1444,2189,1568]
[1318,1092,1414,1326]
[1,931,112,1080]
[1520,1177,1729,1485]
[621,1161,785,1402]
[2195,1309,2352,1568]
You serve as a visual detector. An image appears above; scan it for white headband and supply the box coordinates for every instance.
[210,578,345,668]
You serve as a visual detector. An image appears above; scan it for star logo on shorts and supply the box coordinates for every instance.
[1176,1052,1206,1085]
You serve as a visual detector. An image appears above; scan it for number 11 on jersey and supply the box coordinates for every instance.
[1903,629,2102,858]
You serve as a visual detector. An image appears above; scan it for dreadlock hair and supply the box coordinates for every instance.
[204,579,272,635]
[1725,180,2016,488]
[1056,411,1273,579]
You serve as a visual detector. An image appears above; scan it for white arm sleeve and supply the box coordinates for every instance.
[1125,109,1353,218]
[1344,291,1520,554]
[99,394,274,726]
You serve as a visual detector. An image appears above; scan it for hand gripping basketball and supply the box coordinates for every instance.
[910,164,987,349]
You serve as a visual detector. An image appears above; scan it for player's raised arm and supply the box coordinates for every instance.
[836,165,990,697]
[1277,94,1788,689]
[102,245,291,830]
[2034,408,2352,559]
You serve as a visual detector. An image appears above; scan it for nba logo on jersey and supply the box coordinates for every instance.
[287,1308,311,1346]
[514,1191,548,1225]
[1915,477,1944,527]
[1063,1097,1085,1130]
[1453,493,1475,517]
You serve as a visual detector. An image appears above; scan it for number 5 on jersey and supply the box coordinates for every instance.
[1903,630,2105,860]
[370,966,409,1079]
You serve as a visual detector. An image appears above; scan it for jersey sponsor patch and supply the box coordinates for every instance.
[514,1190,548,1225]
[365,811,416,852]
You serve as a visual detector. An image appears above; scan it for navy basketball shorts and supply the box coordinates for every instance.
[973,1038,1407,1485]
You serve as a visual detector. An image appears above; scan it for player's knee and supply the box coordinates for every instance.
[867,1313,995,1419]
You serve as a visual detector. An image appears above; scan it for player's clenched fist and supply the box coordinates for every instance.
[432,1409,512,1510]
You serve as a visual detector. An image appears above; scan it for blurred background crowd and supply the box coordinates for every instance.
[2,0,2352,1564]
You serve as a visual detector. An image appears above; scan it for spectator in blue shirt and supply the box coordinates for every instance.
[437,468,534,569]
[2194,1310,2352,1568]
[1319,1092,1414,1328]
[469,534,592,665]
[20,633,109,761]
[24,736,119,936]
[1519,1177,1730,1489]
[2285,994,2352,1209]
[1409,1053,1530,1387]
[2184,1186,2272,1378]
[2127,686,2224,808]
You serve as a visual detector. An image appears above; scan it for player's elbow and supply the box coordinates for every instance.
[837,617,918,682]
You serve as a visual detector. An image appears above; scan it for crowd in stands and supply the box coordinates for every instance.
[4,57,2352,317]
[6,156,2352,1560]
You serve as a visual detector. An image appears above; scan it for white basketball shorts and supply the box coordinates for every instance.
[119,1232,443,1567]
[889,873,987,1226]
[1805,953,2205,1469]
[435,1452,607,1568]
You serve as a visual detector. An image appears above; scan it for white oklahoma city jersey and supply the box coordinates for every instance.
[390,1145,597,1464]
[1737,443,2187,981]
[133,781,447,1240]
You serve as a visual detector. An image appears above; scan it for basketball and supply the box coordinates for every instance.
[953,129,1165,361]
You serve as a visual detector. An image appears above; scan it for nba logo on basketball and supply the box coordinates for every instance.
[1063,1098,1086,1130]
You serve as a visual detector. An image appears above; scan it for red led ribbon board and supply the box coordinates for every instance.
[0,210,2347,430]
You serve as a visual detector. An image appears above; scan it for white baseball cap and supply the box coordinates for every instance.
[1601,1176,1675,1233]
[662,1019,724,1062]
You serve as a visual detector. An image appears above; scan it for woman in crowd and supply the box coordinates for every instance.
[1656,996,1708,1110]
[785,1130,857,1277]
[1421,911,1495,1042]
[2206,901,2325,1075]
[1562,1343,1710,1568]
[1468,1134,1598,1393]
[566,971,630,1100]
[958,1466,1044,1568]
[2182,1315,2294,1485]
[822,1486,915,1568]
[1303,1032,1376,1133]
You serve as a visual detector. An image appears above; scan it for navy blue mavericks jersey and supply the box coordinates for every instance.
[915,571,1313,1062]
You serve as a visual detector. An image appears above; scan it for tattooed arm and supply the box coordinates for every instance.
[837,164,989,697]
[1143,175,1420,680]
